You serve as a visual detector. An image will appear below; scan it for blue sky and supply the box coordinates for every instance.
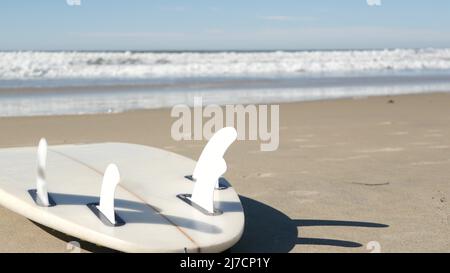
[1,0,450,50]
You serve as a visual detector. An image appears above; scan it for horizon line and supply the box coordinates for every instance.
[1,46,448,53]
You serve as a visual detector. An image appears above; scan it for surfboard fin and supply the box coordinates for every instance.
[36,138,50,207]
[96,164,121,225]
[188,127,237,214]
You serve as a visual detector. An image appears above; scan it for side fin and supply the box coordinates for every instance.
[36,138,50,207]
[189,127,237,213]
[97,164,121,225]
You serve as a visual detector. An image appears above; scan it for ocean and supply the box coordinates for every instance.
[1,49,450,117]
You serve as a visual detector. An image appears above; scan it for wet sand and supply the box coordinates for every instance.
[0,93,449,252]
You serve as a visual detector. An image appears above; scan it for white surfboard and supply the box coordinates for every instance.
[0,140,244,252]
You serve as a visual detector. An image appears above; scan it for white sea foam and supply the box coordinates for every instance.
[1,49,450,84]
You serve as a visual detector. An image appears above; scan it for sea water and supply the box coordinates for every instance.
[0,49,450,117]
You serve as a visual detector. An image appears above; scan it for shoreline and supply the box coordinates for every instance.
[0,90,447,117]
[1,88,450,118]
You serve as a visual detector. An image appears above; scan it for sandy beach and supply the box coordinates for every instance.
[0,92,449,253]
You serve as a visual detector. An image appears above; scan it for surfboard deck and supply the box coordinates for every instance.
[0,143,245,253]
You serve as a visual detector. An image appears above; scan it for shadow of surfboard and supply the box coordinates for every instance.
[230,196,389,253]
[32,195,387,253]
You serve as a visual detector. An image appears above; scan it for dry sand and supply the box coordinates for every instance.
[0,93,449,253]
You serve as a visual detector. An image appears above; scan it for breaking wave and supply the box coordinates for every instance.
[1,49,450,86]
